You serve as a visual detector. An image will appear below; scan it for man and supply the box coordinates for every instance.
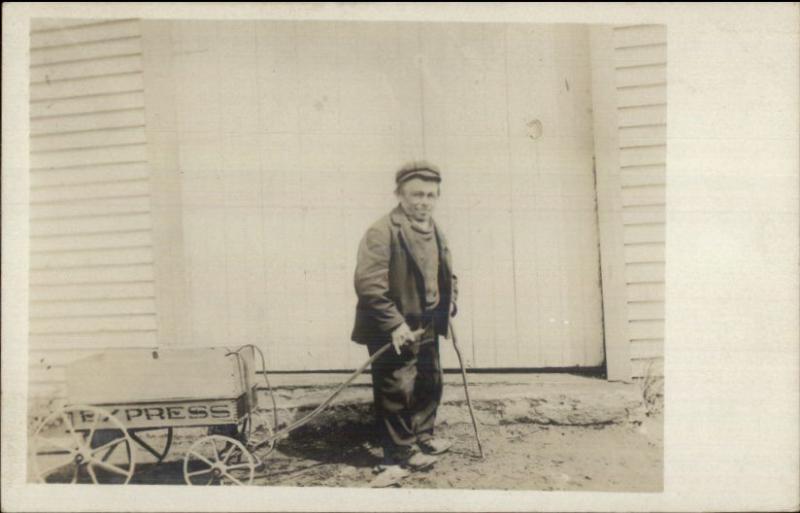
[351,161,458,488]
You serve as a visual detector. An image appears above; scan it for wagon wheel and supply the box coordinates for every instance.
[128,427,174,464]
[183,435,255,486]
[31,405,136,484]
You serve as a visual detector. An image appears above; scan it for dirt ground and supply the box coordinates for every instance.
[130,413,663,491]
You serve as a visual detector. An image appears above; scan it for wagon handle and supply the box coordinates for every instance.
[250,333,432,452]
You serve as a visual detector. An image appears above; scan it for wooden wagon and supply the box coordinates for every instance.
[29,333,472,486]
[30,346,270,485]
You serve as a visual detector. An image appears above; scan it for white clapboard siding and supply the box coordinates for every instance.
[30,264,154,286]
[30,73,144,103]
[30,142,148,170]
[30,314,158,335]
[30,281,156,301]
[628,320,664,340]
[614,44,666,69]
[30,34,142,67]
[29,18,158,399]
[617,84,667,109]
[620,166,666,187]
[30,19,141,49]
[31,125,146,152]
[627,301,665,321]
[28,199,152,223]
[30,161,150,187]
[32,18,129,32]
[621,189,665,211]
[30,91,145,119]
[618,104,667,127]
[30,333,159,354]
[615,65,666,89]
[619,145,667,167]
[613,24,667,377]
[626,281,664,303]
[31,180,151,205]
[623,222,665,244]
[618,125,666,146]
[31,246,154,269]
[622,205,665,225]
[30,54,143,84]
[625,262,665,284]
[30,297,157,318]
[30,229,153,253]
[629,339,664,360]
[613,25,667,49]
[30,212,153,237]
[624,242,665,263]
[624,290,663,320]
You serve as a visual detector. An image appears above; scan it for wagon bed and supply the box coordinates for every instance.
[30,346,267,485]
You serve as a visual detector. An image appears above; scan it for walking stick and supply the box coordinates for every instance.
[449,319,484,459]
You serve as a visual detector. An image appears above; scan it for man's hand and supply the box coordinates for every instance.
[391,323,425,355]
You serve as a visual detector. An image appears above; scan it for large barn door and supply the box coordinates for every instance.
[138,21,606,371]
[421,25,605,369]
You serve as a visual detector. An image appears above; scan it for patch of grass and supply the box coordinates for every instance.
[637,361,664,417]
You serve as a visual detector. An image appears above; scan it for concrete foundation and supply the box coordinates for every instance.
[254,373,648,432]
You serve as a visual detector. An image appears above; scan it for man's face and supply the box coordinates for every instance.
[397,178,440,223]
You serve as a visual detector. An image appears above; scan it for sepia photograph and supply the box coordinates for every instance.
[25,16,666,491]
[3,3,798,512]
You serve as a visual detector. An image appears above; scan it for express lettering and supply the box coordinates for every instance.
[73,404,234,425]
[166,406,185,420]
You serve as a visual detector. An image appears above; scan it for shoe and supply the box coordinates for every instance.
[369,465,410,488]
[405,452,438,470]
[418,437,452,455]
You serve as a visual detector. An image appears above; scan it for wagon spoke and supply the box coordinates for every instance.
[188,451,215,468]
[211,439,221,462]
[60,412,84,449]
[90,437,125,457]
[90,458,130,477]
[37,437,75,453]
[86,412,102,446]
[186,468,214,478]
[221,471,245,486]
[225,462,253,471]
[38,456,76,478]
[101,439,122,462]
[87,462,99,484]
[221,446,235,465]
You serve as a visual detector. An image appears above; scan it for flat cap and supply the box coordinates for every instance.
[395,161,442,185]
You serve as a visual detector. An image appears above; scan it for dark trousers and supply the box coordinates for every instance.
[367,322,443,465]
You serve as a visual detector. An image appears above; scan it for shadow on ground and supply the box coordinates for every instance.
[275,408,382,469]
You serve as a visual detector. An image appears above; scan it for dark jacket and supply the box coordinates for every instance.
[351,205,457,344]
